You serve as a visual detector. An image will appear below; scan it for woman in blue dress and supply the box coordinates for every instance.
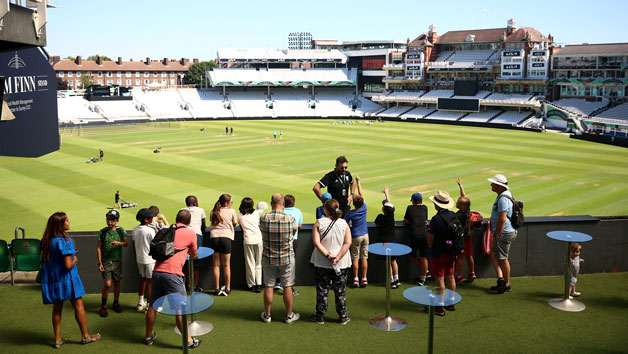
[40,212,101,348]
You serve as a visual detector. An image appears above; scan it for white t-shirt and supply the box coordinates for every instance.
[132,224,156,265]
[310,217,351,269]
[238,211,262,245]
[181,206,206,235]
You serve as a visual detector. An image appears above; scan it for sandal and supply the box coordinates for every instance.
[80,333,101,344]
[53,338,67,349]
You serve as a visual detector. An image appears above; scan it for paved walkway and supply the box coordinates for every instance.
[0,271,37,286]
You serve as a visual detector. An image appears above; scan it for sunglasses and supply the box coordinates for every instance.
[338,166,348,170]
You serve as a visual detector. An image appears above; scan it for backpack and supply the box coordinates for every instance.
[497,194,525,229]
[438,212,465,256]
[99,227,124,247]
[149,225,186,262]
[469,211,484,230]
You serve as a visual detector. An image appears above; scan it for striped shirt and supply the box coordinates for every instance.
[260,210,297,266]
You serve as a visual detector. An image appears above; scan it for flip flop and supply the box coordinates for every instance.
[80,333,101,344]
[53,338,67,349]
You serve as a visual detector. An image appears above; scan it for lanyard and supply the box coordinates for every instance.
[333,170,347,190]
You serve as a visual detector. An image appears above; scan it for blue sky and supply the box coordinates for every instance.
[46,0,628,61]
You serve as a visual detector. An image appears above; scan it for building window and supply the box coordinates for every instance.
[170,79,175,85]
[68,72,73,77]
[59,72,64,77]
[153,72,158,77]
[153,79,158,83]
[107,80,113,85]
[98,71,103,77]
[117,79,121,85]
[136,71,140,76]
[144,79,149,85]
[126,72,132,77]
[136,79,141,85]
[162,72,167,77]
[98,80,103,85]
[162,79,166,84]
[68,80,73,86]
[126,79,131,85]
[107,71,112,77]
[170,71,175,77]
[87,71,92,76]
[144,72,150,77]
[117,71,122,77]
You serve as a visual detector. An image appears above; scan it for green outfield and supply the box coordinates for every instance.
[0,119,627,240]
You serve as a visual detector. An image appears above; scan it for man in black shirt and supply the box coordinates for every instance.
[403,193,429,285]
[313,156,356,215]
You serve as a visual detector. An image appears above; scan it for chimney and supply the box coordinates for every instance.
[180,58,189,66]
[428,24,437,43]
[75,56,82,65]
[146,57,151,65]
[50,55,61,65]
[117,57,123,65]
[96,56,102,65]
[163,57,168,66]
[193,58,199,64]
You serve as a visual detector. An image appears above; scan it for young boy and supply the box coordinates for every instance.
[97,209,128,317]
[148,205,169,232]
[374,186,400,289]
[132,208,158,312]
[315,193,332,220]
[345,175,369,288]
[403,192,430,286]
[181,196,206,292]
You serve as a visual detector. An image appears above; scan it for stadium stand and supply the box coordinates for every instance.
[57,96,106,123]
[225,90,270,118]
[352,97,384,117]
[554,99,607,116]
[93,101,148,121]
[483,93,536,104]
[314,88,355,117]
[490,110,534,125]
[177,89,232,118]
[427,110,465,121]
[399,106,436,120]
[452,90,492,99]
[378,105,415,118]
[594,103,628,121]
[459,110,502,123]
[270,88,312,118]
[209,68,357,86]
[132,90,192,119]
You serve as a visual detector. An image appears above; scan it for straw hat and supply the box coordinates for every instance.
[429,190,455,209]
[488,174,509,189]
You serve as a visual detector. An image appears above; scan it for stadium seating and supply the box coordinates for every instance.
[209,68,356,85]
[93,101,148,121]
[132,90,192,119]
[399,106,436,120]
[483,93,536,105]
[178,89,232,118]
[427,110,465,121]
[459,110,502,123]
[490,110,534,125]
[554,99,607,116]
[225,90,270,118]
[57,96,106,123]
[270,88,311,117]
[314,89,356,117]
[378,106,414,118]
[452,90,491,99]
[591,103,628,121]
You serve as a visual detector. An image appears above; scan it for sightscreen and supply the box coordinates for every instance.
[437,98,480,112]
[454,80,478,96]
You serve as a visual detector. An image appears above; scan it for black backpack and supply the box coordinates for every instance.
[149,225,186,262]
[438,213,465,256]
[498,194,525,229]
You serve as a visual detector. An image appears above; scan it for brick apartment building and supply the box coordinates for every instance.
[50,56,199,89]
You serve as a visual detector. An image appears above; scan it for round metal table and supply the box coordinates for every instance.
[546,231,593,312]
[366,242,411,331]
[174,246,214,336]
[154,291,214,354]
[403,286,462,354]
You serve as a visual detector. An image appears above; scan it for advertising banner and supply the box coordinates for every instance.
[0,48,59,157]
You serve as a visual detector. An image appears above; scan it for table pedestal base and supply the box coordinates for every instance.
[548,298,586,312]
[369,315,407,331]
[174,320,214,336]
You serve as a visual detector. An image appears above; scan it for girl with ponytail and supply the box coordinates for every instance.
[455,178,476,284]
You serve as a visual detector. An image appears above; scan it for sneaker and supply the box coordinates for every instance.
[455,276,465,284]
[465,272,477,283]
[415,276,425,286]
[274,282,282,291]
[339,315,351,325]
[310,314,324,324]
[223,288,231,296]
[112,303,123,313]
[390,281,398,289]
[434,307,446,316]
[571,291,581,297]
[352,279,359,288]
[260,312,271,323]
[217,286,226,296]
[503,285,512,293]
[395,280,401,288]
[248,286,256,292]
[194,286,204,293]
[292,289,300,296]
[144,332,156,346]
[255,285,262,293]
[99,305,108,317]
[188,338,201,349]
[285,312,300,324]
[496,279,508,294]
[136,303,146,312]
[360,279,368,288]
[444,305,456,312]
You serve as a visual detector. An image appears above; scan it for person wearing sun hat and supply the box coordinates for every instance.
[427,190,457,316]
[488,174,517,294]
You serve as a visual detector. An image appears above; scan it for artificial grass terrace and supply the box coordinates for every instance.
[0,273,626,353]
[0,119,627,240]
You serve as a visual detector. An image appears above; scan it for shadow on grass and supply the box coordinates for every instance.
[1,327,49,348]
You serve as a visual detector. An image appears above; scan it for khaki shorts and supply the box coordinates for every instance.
[102,260,122,282]
[493,231,517,260]
[262,262,295,288]
[138,263,155,279]
[350,234,369,260]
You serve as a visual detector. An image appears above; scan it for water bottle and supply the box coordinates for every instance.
[333,261,341,276]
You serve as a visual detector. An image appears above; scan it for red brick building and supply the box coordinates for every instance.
[50,56,199,89]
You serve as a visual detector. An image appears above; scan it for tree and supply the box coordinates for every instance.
[184,60,217,86]
[64,56,76,61]
[86,55,112,61]
[79,75,94,89]
[56,78,68,90]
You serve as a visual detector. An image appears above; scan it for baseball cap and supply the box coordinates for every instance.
[257,201,269,212]
[106,209,120,220]
[136,208,158,222]
[382,200,395,210]
[411,193,423,202]
[321,192,332,202]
